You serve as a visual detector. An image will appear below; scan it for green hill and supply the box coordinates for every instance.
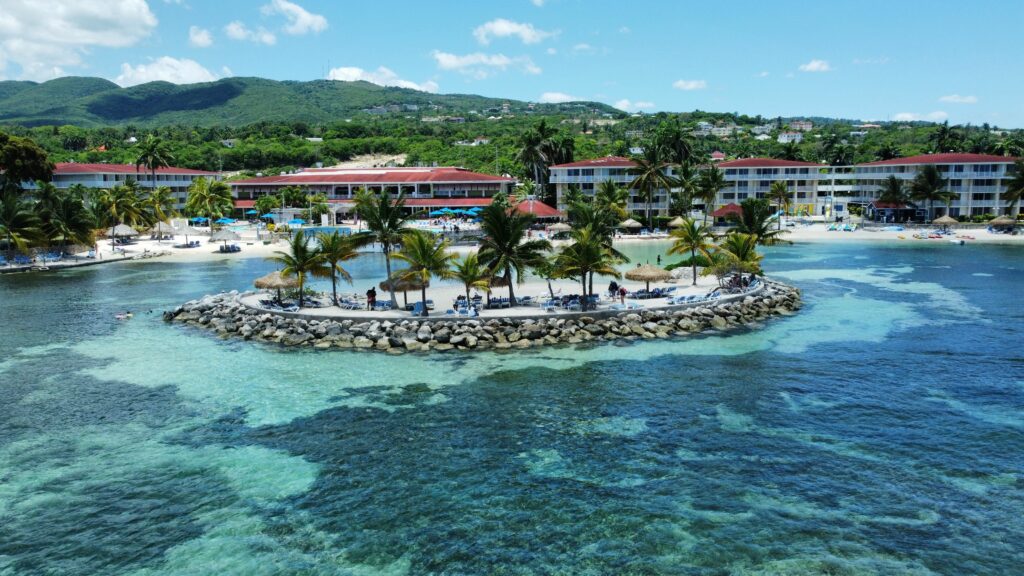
[0,76,621,127]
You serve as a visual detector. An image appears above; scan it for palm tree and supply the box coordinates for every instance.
[254,195,281,218]
[594,179,630,219]
[1001,160,1024,223]
[696,166,727,225]
[672,161,700,216]
[316,231,360,306]
[146,185,177,223]
[98,182,147,228]
[733,198,790,245]
[910,165,955,220]
[184,177,233,230]
[655,119,694,165]
[628,147,677,230]
[876,175,913,206]
[477,202,552,306]
[667,218,715,285]
[392,229,456,317]
[929,121,961,153]
[451,252,492,303]
[768,181,791,230]
[268,230,327,308]
[780,140,801,161]
[555,226,621,309]
[44,191,95,253]
[567,200,628,295]
[135,134,174,192]
[703,232,764,286]
[353,189,410,308]
[0,190,40,254]
[516,120,558,185]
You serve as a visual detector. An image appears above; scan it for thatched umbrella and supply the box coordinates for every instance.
[106,224,138,237]
[625,262,671,292]
[380,271,429,308]
[932,215,958,230]
[988,215,1016,227]
[153,222,175,234]
[667,216,686,228]
[548,222,571,233]
[618,218,643,229]
[254,271,298,302]
[210,229,241,246]
[180,226,205,246]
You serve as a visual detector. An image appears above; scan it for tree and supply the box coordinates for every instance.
[268,230,327,308]
[768,181,791,229]
[0,132,53,192]
[134,134,174,192]
[561,183,585,208]
[555,226,621,310]
[353,189,410,308]
[671,162,700,216]
[667,217,715,285]
[567,200,628,295]
[44,190,95,253]
[1000,160,1024,222]
[594,179,629,219]
[875,142,902,161]
[703,232,763,286]
[451,252,492,303]
[628,147,677,230]
[316,230,360,306]
[696,166,727,225]
[185,177,233,230]
[392,229,456,316]
[477,202,552,306]
[733,198,789,245]
[993,134,1024,157]
[147,186,177,223]
[254,194,281,217]
[0,190,40,254]
[910,165,955,220]
[98,181,147,228]
[876,175,912,206]
[654,119,694,165]
[780,140,801,161]
[929,121,962,153]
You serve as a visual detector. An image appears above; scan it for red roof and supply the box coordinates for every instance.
[514,200,563,218]
[860,153,1018,166]
[712,203,743,217]
[710,151,726,159]
[550,156,636,169]
[717,158,822,168]
[231,167,512,186]
[53,163,218,176]
[232,196,564,218]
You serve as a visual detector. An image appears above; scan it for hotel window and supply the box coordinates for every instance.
[582,183,594,191]
[725,169,736,175]
[581,169,594,176]
[759,181,770,188]
[737,193,748,200]
[567,169,580,177]
[974,179,995,186]
[722,192,735,199]
[736,181,748,189]
[953,165,965,173]
[972,193,994,201]
[948,179,962,187]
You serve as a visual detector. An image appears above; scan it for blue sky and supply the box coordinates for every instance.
[2,0,1021,126]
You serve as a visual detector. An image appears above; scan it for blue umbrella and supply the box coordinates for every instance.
[429,209,447,216]
[287,218,306,225]
[259,213,274,219]
[245,209,258,215]
[214,218,235,224]
[190,216,209,222]
[466,207,482,213]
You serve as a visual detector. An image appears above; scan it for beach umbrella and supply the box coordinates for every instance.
[380,271,429,307]
[245,209,259,215]
[259,213,274,219]
[429,209,447,216]
[106,224,138,237]
[153,222,175,234]
[932,215,958,228]
[214,217,235,225]
[617,218,643,229]
[180,226,204,246]
[667,216,686,228]
[548,222,571,232]
[190,216,209,223]
[210,229,241,245]
[254,270,298,302]
[988,215,1015,226]
[625,263,672,292]
[466,207,482,213]
[287,218,306,226]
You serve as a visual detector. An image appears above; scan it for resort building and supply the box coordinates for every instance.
[22,162,221,210]
[790,120,814,132]
[777,132,803,144]
[549,156,672,215]
[230,166,521,223]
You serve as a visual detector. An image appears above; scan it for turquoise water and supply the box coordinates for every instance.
[1,242,1022,575]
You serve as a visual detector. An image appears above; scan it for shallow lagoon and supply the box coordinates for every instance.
[1,241,1022,575]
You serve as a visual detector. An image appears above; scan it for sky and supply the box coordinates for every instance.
[1,0,1021,127]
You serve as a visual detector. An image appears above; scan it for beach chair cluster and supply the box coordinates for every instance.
[174,241,202,249]
[668,292,720,305]
[259,299,299,313]
[218,244,241,253]
[627,286,675,300]
[539,294,599,312]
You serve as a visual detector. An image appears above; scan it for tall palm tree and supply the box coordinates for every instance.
[768,181,790,230]
[516,120,558,186]
[876,175,913,206]
[1001,160,1024,223]
[567,200,628,295]
[353,189,410,308]
[184,177,233,230]
[135,134,174,192]
[780,140,801,161]
[392,229,456,316]
[450,252,492,303]
[629,147,677,230]
[910,165,955,220]
[594,179,630,219]
[0,190,40,254]
[316,231,360,306]
[268,230,327,308]
[703,232,764,286]
[672,161,700,216]
[477,202,552,306]
[147,185,177,223]
[98,182,147,228]
[733,198,790,245]
[44,191,95,253]
[655,119,694,165]
[667,217,715,285]
[555,226,621,309]
[696,166,727,225]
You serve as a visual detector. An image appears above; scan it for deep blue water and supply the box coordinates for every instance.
[0,241,1022,575]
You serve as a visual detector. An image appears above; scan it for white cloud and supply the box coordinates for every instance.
[531,0,545,6]
[189,26,213,48]
[473,19,553,45]
[619,26,631,34]
[261,0,327,35]
[431,50,540,78]
[224,21,276,45]
[614,99,654,112]
[115,56,218,87]
[327,65,438,93]
[798,59,831,72]
[893,111,948,122]
[572,43,595,53]
[539,91,577,103]
[755,71,770,78]
[939,94,978,104]
[546,47,557,55]
[672,79,706,91]
[0,0,157,81]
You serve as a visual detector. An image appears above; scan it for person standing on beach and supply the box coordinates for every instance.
[366,287,376,310]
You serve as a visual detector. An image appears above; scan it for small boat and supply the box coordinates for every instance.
[115,312,134,320]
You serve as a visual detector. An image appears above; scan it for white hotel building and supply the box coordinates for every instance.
[23,162,221,210]
[551,153,1019,220]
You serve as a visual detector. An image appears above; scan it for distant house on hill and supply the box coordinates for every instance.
[777,132,803,144]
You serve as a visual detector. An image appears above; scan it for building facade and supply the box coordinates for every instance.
[550,156,674,215]
[23,163,221,210]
